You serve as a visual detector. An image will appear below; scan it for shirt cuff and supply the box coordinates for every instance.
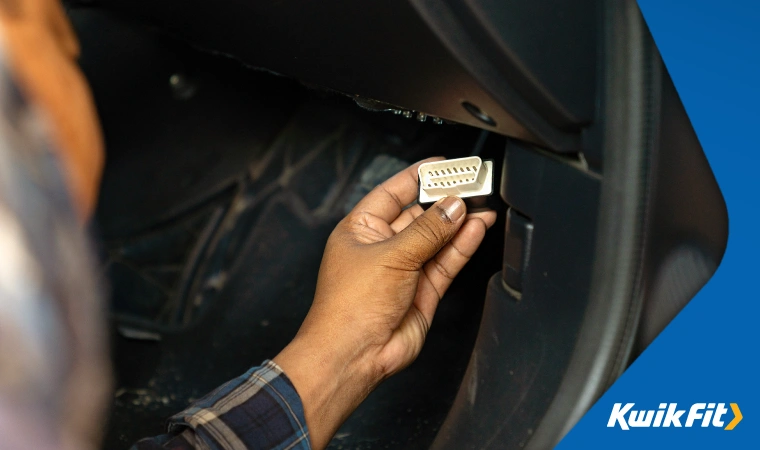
[167,360,311,450]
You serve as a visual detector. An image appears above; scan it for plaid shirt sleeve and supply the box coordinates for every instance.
[131,360,311,450]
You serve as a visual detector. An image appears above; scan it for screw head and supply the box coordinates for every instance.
[461,101,496,126]
[169,73,198,100]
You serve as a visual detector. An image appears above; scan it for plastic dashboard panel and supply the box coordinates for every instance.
[77,0,598,152]
[431,3,728,448]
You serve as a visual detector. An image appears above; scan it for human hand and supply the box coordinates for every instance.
[274,157,497,449]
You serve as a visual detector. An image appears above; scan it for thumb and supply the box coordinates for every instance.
[385,196,466,270]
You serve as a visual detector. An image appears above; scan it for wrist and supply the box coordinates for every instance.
[273,334,381,449]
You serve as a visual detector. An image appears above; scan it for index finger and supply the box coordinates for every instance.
[353,157,444,223]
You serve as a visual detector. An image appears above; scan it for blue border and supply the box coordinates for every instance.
[559,1,760,448]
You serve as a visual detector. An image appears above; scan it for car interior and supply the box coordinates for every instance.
[61,1,729,448]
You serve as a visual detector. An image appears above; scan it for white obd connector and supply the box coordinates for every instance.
[417,156,494,204]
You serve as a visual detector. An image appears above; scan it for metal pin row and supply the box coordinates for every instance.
[427,178,474,187]
[427,166,477,177]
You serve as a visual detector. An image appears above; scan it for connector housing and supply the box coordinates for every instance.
[417,156,494,204]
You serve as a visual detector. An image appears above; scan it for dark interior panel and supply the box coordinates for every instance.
[422,0,598,130]
[75,0,601,152]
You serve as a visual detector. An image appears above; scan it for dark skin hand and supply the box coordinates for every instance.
[275,157,497,449]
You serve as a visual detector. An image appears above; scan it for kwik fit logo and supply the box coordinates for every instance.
[607,403,743,430]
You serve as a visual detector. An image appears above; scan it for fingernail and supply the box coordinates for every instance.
[438,196,465,223]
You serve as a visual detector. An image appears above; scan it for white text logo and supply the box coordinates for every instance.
[607,403,742,430]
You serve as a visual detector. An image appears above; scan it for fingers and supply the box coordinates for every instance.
[353,157,443,223]
[384,196,466,270]
[391,206,497,234]
[469,210,498,229]
[415,216,490,323]
[389,204,424,234]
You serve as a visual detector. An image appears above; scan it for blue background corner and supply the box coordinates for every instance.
[558,1,760,448]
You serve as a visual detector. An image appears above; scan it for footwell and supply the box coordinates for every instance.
[72,8,504,449]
